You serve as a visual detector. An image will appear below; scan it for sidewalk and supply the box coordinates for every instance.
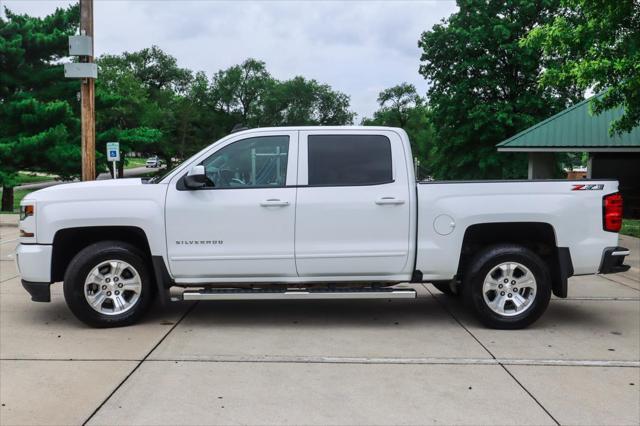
[1,228,638,425]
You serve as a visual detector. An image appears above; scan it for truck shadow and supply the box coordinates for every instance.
[146,293,621,331]
[170,296,446,329]
[431,293,629,330]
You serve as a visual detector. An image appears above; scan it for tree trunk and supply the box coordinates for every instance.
[118,151,126,178]
[180,119,187,159]
[1,186,15,212]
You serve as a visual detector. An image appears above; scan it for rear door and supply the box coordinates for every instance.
[295,130,412,277]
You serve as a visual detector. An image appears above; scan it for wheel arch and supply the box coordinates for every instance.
[457,222,573,298]
[51,226,151,282]
[51,226,172,303]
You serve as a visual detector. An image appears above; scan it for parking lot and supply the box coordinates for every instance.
[1,214,639,426]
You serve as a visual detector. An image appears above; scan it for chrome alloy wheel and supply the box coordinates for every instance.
[83,260,142,315]
[482,262,537,317]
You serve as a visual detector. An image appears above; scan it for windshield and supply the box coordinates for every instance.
[148,160,183,183]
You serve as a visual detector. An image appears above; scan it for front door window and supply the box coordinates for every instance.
[202,136,289,188]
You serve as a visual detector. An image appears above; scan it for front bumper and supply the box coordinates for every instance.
[15,243,52,283]
[22,280,52,302]
[599,246,631,274]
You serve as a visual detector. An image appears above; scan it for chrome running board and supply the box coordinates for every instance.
[181,287,416,301]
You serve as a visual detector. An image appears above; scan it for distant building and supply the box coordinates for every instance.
[497,95,640,218]
[566,166,587,180]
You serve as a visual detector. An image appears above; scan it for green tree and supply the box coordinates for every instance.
[96,56,158,175]
[97,46,193,169]
[260,76,355,126]
[362,83,434,173]
[0,4,80,211]
[375,83,420,127]
[97,51,356,172]
[211,58,273,124]
[523,0,640,134]
[210,60,355,127]
[418,0,582,180]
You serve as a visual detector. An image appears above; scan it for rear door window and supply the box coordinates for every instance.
[307,135,392,186]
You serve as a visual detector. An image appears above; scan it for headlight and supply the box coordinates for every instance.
[20,204,34,221]
[19,204,35,238]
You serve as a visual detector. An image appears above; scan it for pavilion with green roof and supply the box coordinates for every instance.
[497,95,640,217]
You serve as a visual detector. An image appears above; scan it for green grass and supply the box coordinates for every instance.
[16,172,57,185]
[621,219,640,238]
[125,157,148,169]
[0,188,35,214]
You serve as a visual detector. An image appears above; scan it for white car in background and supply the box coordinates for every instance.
[145,156,162,168]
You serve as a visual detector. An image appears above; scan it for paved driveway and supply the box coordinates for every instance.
[14,166,160,192]
[1,218,638,425]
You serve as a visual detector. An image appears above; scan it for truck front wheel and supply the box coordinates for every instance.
[462,244,551,329]
[63,241,153,327]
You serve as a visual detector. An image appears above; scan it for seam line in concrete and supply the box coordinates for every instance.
[81,301,198,426]
[424,285,561,426]
[2,357,638,367]
[146,358,640,367]
[0,238,18,244]
[553,297,640,301]
[597,274,640,292]
[0,274,19,283]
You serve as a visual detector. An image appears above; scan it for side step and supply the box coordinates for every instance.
[181,287,416,301]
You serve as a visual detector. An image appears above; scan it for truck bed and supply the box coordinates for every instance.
[415,179,619,280]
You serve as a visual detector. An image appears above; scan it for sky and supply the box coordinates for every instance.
[2,0,458,120]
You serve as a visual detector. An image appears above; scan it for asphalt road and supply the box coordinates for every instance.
[0,220,638,425]
[16,166,160,191]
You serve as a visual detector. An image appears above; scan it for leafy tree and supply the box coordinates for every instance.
[362,83,434,173]
[260,76,355,126]
[97,46,193,169]
[418,0,582,180]
[375,83,420,127]
[210,59,355,128]
[523,0,640,134]
[96,58,156,175]
[211,58,273,123]
[0,4,80,211]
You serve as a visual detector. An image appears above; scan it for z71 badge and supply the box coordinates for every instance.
[572,184,604,191]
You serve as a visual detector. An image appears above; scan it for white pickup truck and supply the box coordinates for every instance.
[17,126,630,329]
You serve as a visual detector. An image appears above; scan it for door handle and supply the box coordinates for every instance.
[375,197,405,205]
[260,199,290,207]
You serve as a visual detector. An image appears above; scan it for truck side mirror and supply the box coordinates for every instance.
[184,165,207,189]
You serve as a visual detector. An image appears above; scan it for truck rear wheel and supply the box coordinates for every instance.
[462,244,551,329]
[63,241,153,328]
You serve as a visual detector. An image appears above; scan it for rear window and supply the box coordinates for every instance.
[307,135,393,186]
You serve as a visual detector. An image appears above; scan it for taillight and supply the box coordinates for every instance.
[603,193,623,232]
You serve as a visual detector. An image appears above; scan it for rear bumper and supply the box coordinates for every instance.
[599,246,631,274]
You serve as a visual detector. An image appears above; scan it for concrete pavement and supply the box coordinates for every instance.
[0,224,638,425]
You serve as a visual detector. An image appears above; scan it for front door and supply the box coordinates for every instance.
[295,130,412,278]
[165,131,298,280]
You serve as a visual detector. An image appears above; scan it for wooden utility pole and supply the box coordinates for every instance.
[80,0,95,181]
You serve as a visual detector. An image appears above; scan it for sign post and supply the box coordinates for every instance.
[106,142,120,179]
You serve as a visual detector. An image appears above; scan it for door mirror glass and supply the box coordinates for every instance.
[184,165,207,189]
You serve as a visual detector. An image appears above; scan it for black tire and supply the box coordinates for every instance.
[63,241,153,328]
[432,281,460,297]
[462,244,551,329]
